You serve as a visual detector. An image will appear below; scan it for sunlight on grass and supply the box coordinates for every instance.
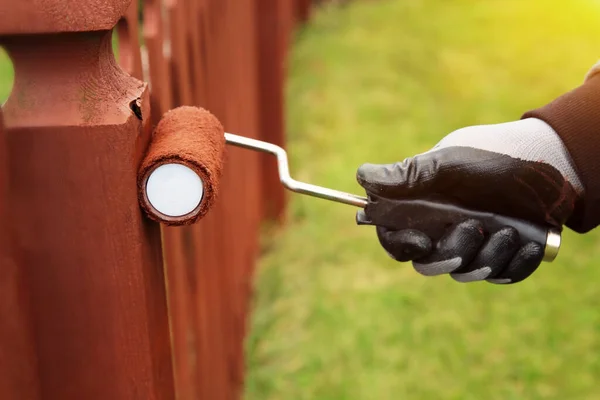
[245,1,600,399]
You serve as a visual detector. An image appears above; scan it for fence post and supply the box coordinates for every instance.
[255,0,292,222]
[0,111,40,400]
[0,0,298,398]
[0,1,176,398]
[296,0,313,23]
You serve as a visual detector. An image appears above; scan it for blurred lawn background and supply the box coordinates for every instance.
[244,1,600,399]
[0,50,12,101]
[1,1,600,399]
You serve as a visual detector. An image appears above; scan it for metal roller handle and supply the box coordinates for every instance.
[225,133,368,207]
[224,132,561,262]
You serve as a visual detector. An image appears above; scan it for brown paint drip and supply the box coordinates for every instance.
[138,106,226,225]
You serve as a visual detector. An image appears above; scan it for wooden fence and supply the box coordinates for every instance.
[0,0,313,399]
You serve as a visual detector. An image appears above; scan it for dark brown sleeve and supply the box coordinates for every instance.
[522,73,600,233]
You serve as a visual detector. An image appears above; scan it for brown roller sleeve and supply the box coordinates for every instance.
[138,106,226,225]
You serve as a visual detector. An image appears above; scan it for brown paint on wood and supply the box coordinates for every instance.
[150,1,270,398]
[160,225,200,400]
[117,0,144,80]
[152,0,301,398]
[167,0,194,106]
[0,0,132,34]
[187,0,208,105]
[0,110,41,400]
[143,0,174,123]
[153,4,207,398]
[256,0,292,222]
[231,3,262,394]
[2,30,175,399]
[0,0,309,397]
[295,0,313,23]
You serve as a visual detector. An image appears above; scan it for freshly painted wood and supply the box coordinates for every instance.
[2,29,175,400]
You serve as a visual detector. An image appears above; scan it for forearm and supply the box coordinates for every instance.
[521,61,600,233]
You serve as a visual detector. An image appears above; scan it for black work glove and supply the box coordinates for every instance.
[356,118,583,284]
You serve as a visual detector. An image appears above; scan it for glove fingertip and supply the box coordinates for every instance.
[377,227,432,262]
[356,163,385,185]
[486,241,544,284]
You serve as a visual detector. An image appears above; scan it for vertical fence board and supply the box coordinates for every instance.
[0,111,41,400]
[117,0,144,80]
[256,0,292,222]
[0,0,313,398]
[168,0,194,106]
[144,0,266,398]
[295,0,313,23]
[1,26,175,400]
[144,0,174,123]
[141,0,307,398]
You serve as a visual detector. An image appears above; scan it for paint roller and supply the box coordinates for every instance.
[138,106,561,262]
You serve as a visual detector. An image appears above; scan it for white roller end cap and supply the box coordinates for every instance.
[145,163,204,217]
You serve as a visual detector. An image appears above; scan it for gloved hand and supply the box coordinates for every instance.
[356,117,584,284]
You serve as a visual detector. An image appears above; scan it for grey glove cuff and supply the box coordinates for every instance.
[427,117,584,196]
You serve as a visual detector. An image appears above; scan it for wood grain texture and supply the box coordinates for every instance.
[117,0,144,80]
[0,0,311,398]
[0,110,41,400]
[2,30,175,400]
[0,0,132,34]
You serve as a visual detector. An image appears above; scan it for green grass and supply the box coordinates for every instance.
[0,49,13,103]
[245,1,600,399]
